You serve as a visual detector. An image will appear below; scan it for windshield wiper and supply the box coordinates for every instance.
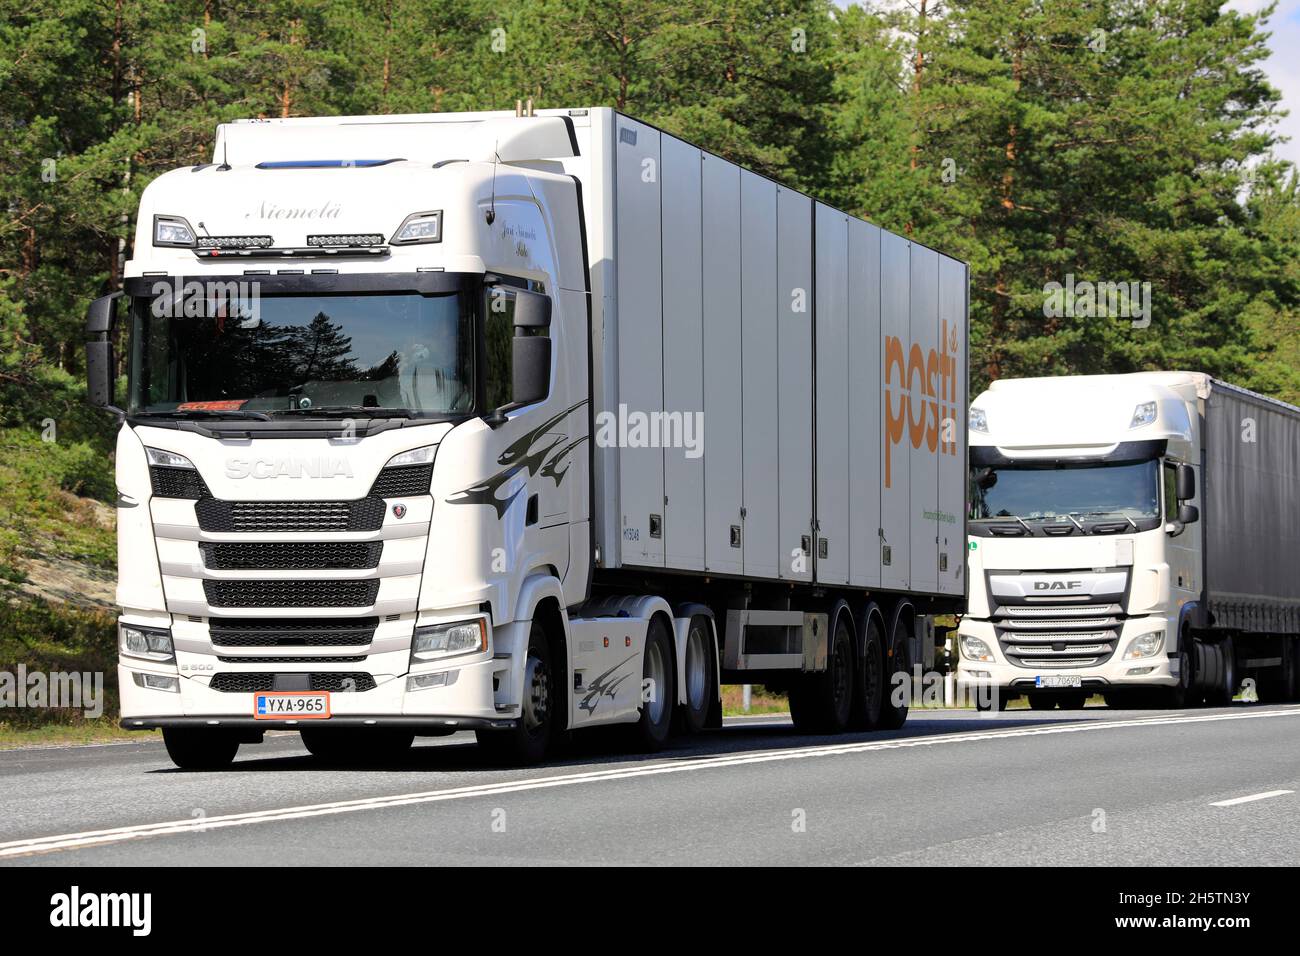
[1076,511,1142,531]
[271,406,415,419]
[135,409,272,421]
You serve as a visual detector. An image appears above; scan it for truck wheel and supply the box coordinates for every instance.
[1206,637,1236,706]
[476,620,555,765]
[1291,638,1300,703]
[301,728,413,765]
[162,728,239,770]
[849,617,885,730]
[1166,636,1197,708]
[677,615,715,734]
[877,617,912,730]
[1028,696,1057,711]
[790,611,854,734]
[975,692,1008,712]
[634,617,676,751]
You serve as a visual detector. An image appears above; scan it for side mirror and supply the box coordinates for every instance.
[484,289,552,426]
[512,289,552,330]
[512,336,551,406]
[85,292,124,417]
[1178,503,1199,525]
[1176,462,1195,501]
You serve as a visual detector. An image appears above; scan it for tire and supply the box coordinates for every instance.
[633,616,676,751]
[1258,636,1300,703]
[790,610,855,734]
[1028,696,1057,711]
[1165,634,1197,708]
[849,616,885,730]
[678,615,715,735]
[1291,637,1300,703]
[975,692,1008,712]
[1057,692,1087,710]
[475,620,556,765]
[878,616,912,730]
[162,728,240,770]
[1206,637,1236,707]
[301,728,413,765]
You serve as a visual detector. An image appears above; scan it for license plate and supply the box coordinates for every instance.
[254,691,331,719]
[1035,675,1082,689]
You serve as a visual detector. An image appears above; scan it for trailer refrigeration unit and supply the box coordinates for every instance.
[87,108,969,768]
[959,372,1300,709]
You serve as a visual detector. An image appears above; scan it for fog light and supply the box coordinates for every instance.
[967,670,991,679]
[407,670,459,692]
[133,672,180,692]
[1127,666,1156,676]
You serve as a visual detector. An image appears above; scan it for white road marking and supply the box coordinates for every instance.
[2,707,1298,859]
[1209,789,1294,807]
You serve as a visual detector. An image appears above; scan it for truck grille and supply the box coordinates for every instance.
[995,603,1124,668]
[369,464,433,498]
[199,541,383,571]
[208,672,378,693]
[204,579,380,608]
[195,497,386,533]
[209,618,379,647]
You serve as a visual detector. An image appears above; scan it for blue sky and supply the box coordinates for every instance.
[1228,0,1300,168]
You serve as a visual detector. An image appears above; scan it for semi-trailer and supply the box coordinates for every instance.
[86,107,969,767]
[958,372,1300,709]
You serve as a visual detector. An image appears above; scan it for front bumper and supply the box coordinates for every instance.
[956,616,1178,692]
[118,652,510,728]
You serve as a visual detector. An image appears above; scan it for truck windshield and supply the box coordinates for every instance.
[127,289,476,418]
[970,459,1160,521]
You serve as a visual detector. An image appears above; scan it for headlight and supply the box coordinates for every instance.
[1130,401,1157,428]
[153,215,197,248]
[411,619,487,662]
[390,210,443,245]
[969,407,988,433]
[1124,632,1164,660]
[145,447,196,469]
[961,635,995,662]
[119,624,175,663]
[384,445,436,468]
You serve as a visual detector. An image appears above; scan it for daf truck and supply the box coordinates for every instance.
[958,372,1300,709]
[86,108,969,768]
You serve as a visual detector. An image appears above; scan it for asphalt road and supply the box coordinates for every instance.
[2,704,1298,866]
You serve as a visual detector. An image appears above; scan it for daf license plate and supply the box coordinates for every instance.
[1034,675,1082,689]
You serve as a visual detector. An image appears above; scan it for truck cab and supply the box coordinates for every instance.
[957,372,1205,708]
[89,113,597,766]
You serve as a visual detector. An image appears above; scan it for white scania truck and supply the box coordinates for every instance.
[958,371,1300,709]
[87,108,969,768]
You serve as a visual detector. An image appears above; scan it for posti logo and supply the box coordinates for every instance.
[883,319,960,488]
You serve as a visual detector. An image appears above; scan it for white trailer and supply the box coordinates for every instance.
[958,372,1300,709]
[87,108,969,768]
